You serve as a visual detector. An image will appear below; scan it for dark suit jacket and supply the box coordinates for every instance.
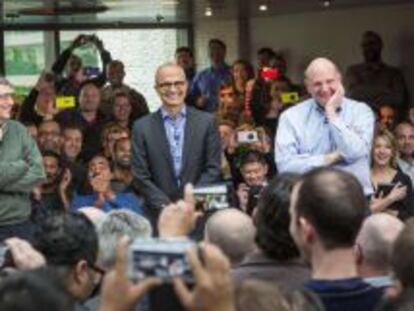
[131,106,221,220]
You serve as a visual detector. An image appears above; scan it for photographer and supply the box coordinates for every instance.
[19,72,58,126]
[236,151,268,214]
[52,34,112,97]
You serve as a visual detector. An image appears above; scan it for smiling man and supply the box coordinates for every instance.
[0,77,45,241]
[275,57,374,195]
[131,63,221,226]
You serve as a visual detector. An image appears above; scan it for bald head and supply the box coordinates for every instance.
[155,63,186,85]
[154,63,187,109]
[357,214,403,274]
[304,58,343,106]
[205,209,256,266]
[305,58,340,80]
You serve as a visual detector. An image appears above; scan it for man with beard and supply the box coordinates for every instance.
[111,137,135,193]
[37,120,62,154]
[395,122,414,185]
[100,60,149,121]
[33,151,72,215]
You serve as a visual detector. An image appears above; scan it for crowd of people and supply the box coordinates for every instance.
[0,30,414,311]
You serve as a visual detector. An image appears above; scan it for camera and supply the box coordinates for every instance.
[237,131,259,144]
[193,184,229,211]
[127,238,195,282]
[246,185,264,215]
[280,92,300,106]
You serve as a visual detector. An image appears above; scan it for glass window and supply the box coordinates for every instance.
[60,29,189,111]
[5,31,46,97]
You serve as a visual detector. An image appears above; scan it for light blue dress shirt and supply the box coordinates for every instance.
[161,106,187,185]
[190,65,232,112]
[275,97,374,195]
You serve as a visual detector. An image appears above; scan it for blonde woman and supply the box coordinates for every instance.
[370,129,414,219]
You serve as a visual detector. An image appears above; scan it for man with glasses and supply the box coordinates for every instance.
[33,212,103,309]
[131,63,221,227]
[0,77,45,241]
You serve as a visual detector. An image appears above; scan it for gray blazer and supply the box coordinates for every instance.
[131,106,222,216]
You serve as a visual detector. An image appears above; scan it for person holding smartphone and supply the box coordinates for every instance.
[370,129,414,219]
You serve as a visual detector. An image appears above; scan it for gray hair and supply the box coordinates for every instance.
[97,209,152,270]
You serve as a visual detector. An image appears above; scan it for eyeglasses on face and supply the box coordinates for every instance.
[157,80,186,90]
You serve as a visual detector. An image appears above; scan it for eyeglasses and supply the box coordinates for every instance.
[87,262,106,283]
[157,80,186,90]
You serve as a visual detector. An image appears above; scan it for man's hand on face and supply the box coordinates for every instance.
[325,84,345,120]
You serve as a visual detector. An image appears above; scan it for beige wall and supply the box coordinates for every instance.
[250,3,414,103]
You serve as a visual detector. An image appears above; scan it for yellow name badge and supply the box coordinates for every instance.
[55,96,76,109]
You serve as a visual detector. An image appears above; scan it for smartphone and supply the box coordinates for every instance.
[128,238,195,282]
[55,96,76,109]
[193,184,229,211]
[280,92,300,105]
[237,131,258,144]
[84,66,101,78]
[260,67,279,81]
[376,183,396,197]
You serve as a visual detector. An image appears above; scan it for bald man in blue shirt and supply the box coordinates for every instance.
[275,58,374,196]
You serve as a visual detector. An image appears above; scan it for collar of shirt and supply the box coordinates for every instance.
[209,64,231,74]
[313,100,343,116]
[0,121,7,142]
[160,105,187,121]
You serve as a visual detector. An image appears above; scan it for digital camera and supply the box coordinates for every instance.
[193,184,229,211]
[237,131,259,144]
[128,238,195,282]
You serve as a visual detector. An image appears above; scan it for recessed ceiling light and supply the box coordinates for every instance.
[259,4,268,11]
[205,7,213,16]
[161,0,179,5]
[322,0,332,8]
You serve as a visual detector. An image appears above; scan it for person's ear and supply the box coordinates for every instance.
[263,163,269,176]
[354,243,364,266]
[73,260,90,286]
[299,217,316,245]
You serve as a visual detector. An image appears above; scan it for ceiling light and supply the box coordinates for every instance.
[161,0,179,5]
[205,7,213,17]
[259,4,268,11]
[321,0,332,8]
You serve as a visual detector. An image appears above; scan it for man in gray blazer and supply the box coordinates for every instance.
[131,63,222,225]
